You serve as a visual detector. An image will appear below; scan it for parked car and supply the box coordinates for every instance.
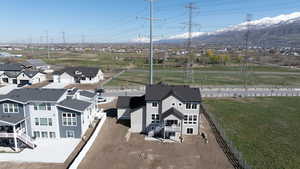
[97,96,107,103]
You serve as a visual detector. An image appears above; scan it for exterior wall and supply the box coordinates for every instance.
[79,70,104,84]
[24,104,32,136]
[0,100,25,120]
[54,73,74,84]
[0,74,16,84]
[145,101,160,131]
[28,102,60,139]
[30,73,47,84]
[130,107,145,133]
[57,107,82,138]
[117,109,130,120]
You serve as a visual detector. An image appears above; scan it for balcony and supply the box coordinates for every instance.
[164,125,181,132]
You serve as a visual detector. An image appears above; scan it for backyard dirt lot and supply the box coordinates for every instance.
[78,115,234,169]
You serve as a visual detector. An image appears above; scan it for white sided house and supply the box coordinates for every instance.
[117,83,202,142]
[0,88,99,151]
[53,67,104,84]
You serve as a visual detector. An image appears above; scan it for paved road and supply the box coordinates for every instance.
[102,88,300,98]
[129,69,300,75]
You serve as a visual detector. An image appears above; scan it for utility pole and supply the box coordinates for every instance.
[46,30,50,59]
[148,0,154,84]
[242,13,252,90]
[185,2,198,83]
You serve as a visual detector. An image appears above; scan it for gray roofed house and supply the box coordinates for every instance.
[117,83,202,142]
[145,83,202,102]
[54,67,100,78]
[22,59,50,70]
[52,66,104,84]
[58,99,92,112]
[2,88,67,103]
[0,87,100,151]
[0,63,24,71]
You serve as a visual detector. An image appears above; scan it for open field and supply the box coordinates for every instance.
[105,70,300,87]
[203,97,300,169]
[78,115,234,169]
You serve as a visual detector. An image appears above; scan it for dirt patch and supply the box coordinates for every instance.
[78,117,234,169]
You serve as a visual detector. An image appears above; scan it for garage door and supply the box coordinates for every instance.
[20,80,30,85]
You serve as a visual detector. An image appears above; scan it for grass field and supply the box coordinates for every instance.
[105,70,300,87]
[204,97,300,169]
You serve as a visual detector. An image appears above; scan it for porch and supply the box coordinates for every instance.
[0,117,35,151]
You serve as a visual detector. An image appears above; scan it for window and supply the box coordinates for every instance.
[40,118,48,126]
[35,118,39,125]
[47,103,51,111]
[34,103,51,111]
[62,113,77,126]
[48,118,53,126]
[151,114,159,124]
[35,118,52,126]
[172,103,175,106]
[192,104,197,109]
[184,115,188,124]
[66,130,75,138]
[183,115,197,125]
[39,103,46,110]
[152,102,158,107]
[179,103,182,106]
[41,131,48,138]
[34,104,38,110]
[186,103,191,109]
[3,103,19,113]
[33,131,40,138]
[49,132,56,138]
[193,115,197,124]
[187,128,193,134]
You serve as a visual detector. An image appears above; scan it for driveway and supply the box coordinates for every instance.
[0,84,19,94]
[78,116,234,169]
[43,82,71,89]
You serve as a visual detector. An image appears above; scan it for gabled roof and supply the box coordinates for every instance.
[145,83,201,102]
[161,107,184,120]
[3,71,20,78]
[54,66,100,78]
[0,114,26,125]
[0,88,67,103]
[117,95,145,109]
[22,70,44,78]
[57,99,92,112]
[79,91,96,98]
[0,63,24,71]
[22,59,48,67]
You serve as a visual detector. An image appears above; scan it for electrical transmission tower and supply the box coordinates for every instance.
[62,31,66,44]
[184,2,198,83]
[242,13,252,89]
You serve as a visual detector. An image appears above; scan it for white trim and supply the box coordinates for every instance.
[62,112,77,127]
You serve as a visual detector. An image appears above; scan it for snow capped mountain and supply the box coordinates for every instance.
[163,11,300,41]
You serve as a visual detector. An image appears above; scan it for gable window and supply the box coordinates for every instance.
[62,113,77,126]
[186,103,197,110]
[152,102,158,107]
[3,103,19,113]
[151,114,159,124]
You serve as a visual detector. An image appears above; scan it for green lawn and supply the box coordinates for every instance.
[105,71,300,87]
[204,97,300,169]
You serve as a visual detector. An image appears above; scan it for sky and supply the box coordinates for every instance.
[0,0,300,43]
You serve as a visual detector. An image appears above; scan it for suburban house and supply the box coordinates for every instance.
[22,59,51,72]
[117,83,202,142]
[0,63,47,85]
[0,87,99,151]
[53,66,104,84]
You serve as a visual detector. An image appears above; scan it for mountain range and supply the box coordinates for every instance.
[155,12,300,48]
